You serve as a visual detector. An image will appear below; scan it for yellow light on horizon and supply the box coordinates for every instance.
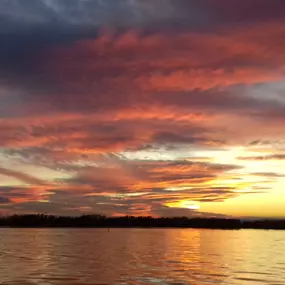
[166,200,201,210]
[187,204,201,210]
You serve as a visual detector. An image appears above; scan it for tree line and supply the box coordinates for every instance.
[0,214,284,229]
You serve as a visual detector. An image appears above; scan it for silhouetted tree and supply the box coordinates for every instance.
[0,214,283,229]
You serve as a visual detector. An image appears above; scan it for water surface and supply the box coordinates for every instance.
[0,228,284,284]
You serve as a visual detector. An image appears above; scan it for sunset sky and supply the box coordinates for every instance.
[1,0,285,218]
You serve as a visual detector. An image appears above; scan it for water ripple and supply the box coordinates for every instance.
[0,228,284,284]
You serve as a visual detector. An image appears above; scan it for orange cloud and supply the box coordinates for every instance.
[48,22,285,93]
[2,17,285,217]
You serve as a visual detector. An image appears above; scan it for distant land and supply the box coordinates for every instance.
[1,214,285,230]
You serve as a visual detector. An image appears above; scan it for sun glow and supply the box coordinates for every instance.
[166,200,201,210]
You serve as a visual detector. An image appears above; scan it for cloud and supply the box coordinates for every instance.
[150,205,231,218]
[46,24,285,93]
[1,1,285,216]
[0,167,45,185]
[0,155,256,216]
[251,172,285,178]
[35,158,260,216]
[0,185,48,204]
[0,0,215,30]
[0,196,12,204]
[238,154,285,161]
[204,0,285,25]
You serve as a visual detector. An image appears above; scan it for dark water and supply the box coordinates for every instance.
[0,228,284,285]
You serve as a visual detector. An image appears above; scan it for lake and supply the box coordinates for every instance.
[0,228,284,284]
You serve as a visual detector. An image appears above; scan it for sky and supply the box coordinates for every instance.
[1,0,285,218]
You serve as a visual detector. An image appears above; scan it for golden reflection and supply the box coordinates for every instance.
[1,229,285,284]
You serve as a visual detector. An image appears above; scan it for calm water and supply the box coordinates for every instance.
[0,229,284,285]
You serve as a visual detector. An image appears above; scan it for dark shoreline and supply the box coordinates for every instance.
[0,214,285,230]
